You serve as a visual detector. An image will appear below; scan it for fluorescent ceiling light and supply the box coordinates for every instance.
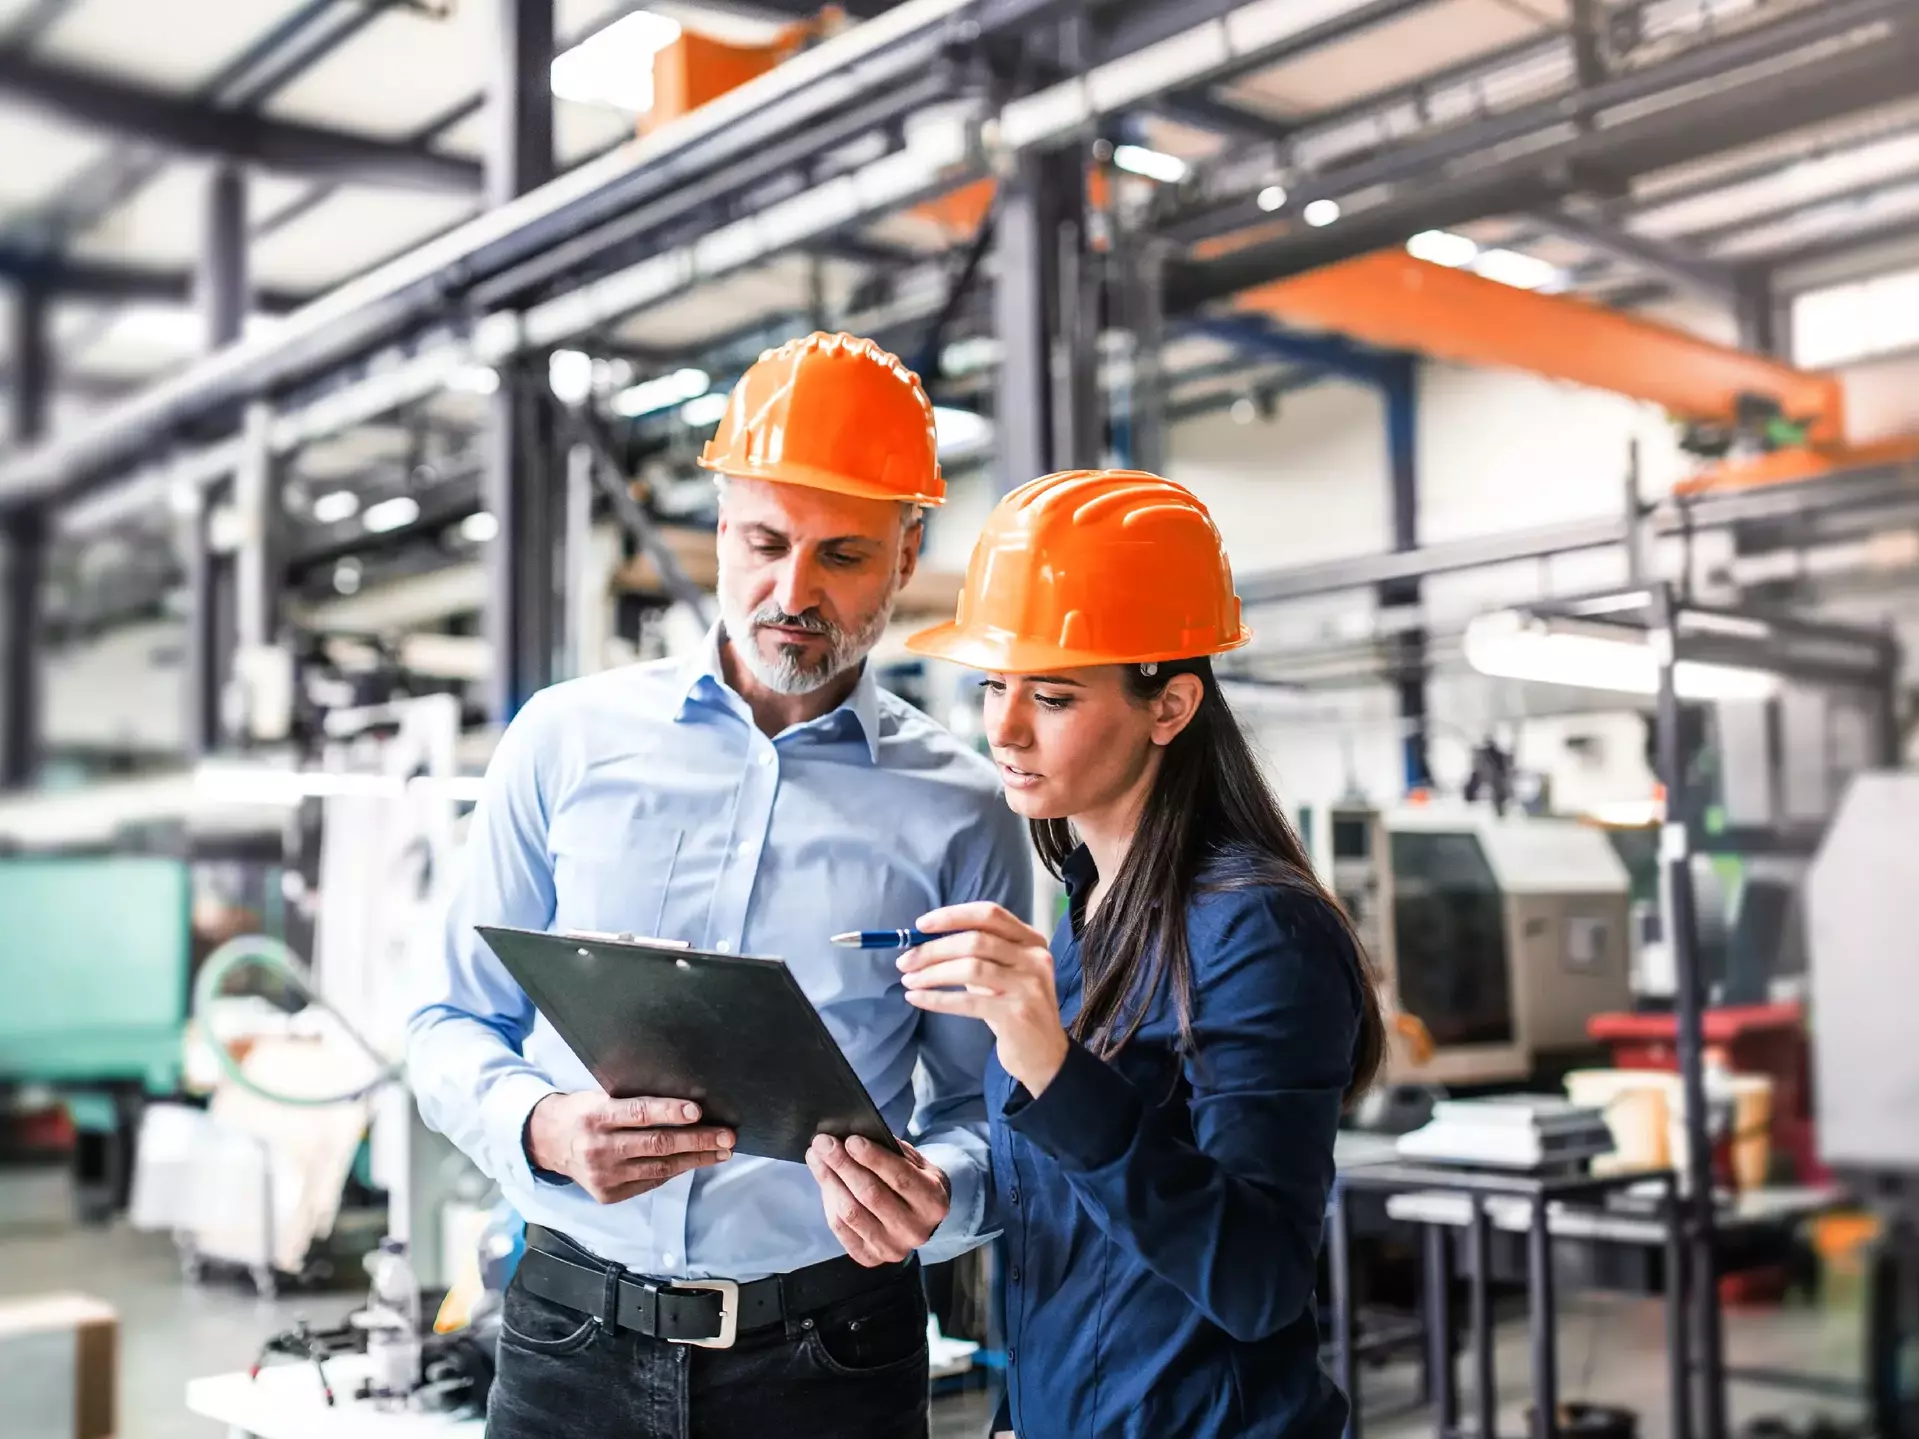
[1473,248,1561,291]
[1407,229,1479,267]
[311,489,361,525]
[1302,199,1340,227]
[1112,145,1188,184]
[549,349,594,405]
[933,406,991,456]
[550,10,682,112]
[447,365,500,395]
[613,367,711,418]
[1256,185,1288,213]
[460,511,500,543]
[1463,610,1779,702]
[362,496,421,534]
[679,392,731,427]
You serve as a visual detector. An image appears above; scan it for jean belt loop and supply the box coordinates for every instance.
[598,1262,623,1331]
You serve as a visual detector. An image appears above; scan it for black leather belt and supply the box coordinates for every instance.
[518,1225,913,1349]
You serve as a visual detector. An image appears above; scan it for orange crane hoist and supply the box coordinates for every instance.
[1230,250,1919,496]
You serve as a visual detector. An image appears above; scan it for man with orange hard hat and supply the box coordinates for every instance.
[410,333,1030,1439]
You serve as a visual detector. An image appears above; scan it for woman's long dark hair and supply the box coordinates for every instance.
[1030,657,1385,1104]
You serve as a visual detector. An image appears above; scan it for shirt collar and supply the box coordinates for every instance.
[676,622,882,765]
[1061,843,1098,895]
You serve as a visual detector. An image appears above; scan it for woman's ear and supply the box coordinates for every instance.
[1149,673,1205,747]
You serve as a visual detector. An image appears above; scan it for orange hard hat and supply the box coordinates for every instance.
[907,469,1252,673]
[696,331,945,506]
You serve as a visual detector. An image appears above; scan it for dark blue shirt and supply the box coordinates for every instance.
[987,847,1360,1438]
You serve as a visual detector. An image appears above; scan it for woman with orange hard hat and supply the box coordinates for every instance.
[901,469,1385,1438]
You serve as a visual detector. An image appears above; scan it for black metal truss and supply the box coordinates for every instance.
[0,46,480,191]
[0,242,310,311]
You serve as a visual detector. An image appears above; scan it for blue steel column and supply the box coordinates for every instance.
[1380,357,1430,792]
[2,281,48,787]
[484,0,560,721]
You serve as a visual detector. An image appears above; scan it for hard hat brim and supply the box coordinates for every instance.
[696,453,946,507]
[904,619,1252,674]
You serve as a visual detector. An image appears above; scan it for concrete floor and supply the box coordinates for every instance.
[0,1168,1866,1439]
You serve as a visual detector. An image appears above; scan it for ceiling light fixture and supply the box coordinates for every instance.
[1463,610,1779,702]
[1407,229,1479,268]
[311,490,361,525]
[549,349,594,405]
[932,406,991,457]
[1302,199,1341,227]
[1256,184,1288,213]
[679,392,731,428]
[460,511,500,543]
[1111,145,1188,184]
[613,367,711,418]
[1472,248,1562,291]
[362,496,422,534]
[446,365,500,396]
[550,10,683,112]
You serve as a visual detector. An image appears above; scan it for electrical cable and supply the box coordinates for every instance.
[193,933,402,1108]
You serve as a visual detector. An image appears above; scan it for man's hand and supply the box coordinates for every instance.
[805,1135,950,1267]
[526,1093,735,1204]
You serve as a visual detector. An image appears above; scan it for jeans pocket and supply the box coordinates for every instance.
[500,1276,601,1356]
[802,1286,929,1379]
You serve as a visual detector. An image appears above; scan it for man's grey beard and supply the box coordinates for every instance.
[719,580,898,696]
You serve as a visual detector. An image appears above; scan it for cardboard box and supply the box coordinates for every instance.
[0,1294,117,1439]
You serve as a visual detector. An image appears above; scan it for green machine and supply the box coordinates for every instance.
[0,855,194,1214]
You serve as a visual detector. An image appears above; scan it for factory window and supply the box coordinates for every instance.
[1791,264,1919,368]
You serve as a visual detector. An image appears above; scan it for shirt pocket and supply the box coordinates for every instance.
[547,792,684,939]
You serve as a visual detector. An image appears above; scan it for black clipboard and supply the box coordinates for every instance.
[476,926,902,1165]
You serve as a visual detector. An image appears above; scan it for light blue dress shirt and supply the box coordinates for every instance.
[407,627,1030,1282]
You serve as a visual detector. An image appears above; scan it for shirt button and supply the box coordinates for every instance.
[1010,1188,1020,1206]
[1010,1266,1021,1282]
[1008,1348,1016,1365]
[715,940,731,953]
[662,1252,676,1268]
[737,841,753,857]
[758,752,774,767]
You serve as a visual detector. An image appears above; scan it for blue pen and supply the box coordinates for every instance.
[830,927,933,950]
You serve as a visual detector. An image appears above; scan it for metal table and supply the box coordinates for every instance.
[1329,1163,1688,1439]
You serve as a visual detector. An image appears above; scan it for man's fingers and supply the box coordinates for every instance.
[603,1097,703,1128]
[842,1136,948,1227]
[807,1151,890,1248]
[610,1124,735,1161]
[817,1143,918,1233]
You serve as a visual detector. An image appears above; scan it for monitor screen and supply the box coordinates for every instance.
[1389,830,1515,1047]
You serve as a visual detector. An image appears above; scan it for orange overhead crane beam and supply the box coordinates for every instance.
[1230,250,1919,494]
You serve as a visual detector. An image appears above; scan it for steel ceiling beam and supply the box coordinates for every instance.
[0,48,481,191]
[1168,3,1919,306]
[0,242,310,311]
[1523,208,1742,305]
[1674,166,1919,254]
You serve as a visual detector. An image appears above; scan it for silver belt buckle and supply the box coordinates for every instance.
[670,1278,739,1349]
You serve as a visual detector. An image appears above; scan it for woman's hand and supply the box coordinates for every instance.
[900,902,1069,1096]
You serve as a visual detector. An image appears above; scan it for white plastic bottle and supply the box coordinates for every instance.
[364,1237,423,1408]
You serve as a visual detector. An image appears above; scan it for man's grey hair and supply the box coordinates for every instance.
[712,473,923,531]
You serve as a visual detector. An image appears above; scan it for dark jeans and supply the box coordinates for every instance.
[487,1252,931,1439]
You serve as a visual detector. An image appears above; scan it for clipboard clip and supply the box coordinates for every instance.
[560,929,692,949]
